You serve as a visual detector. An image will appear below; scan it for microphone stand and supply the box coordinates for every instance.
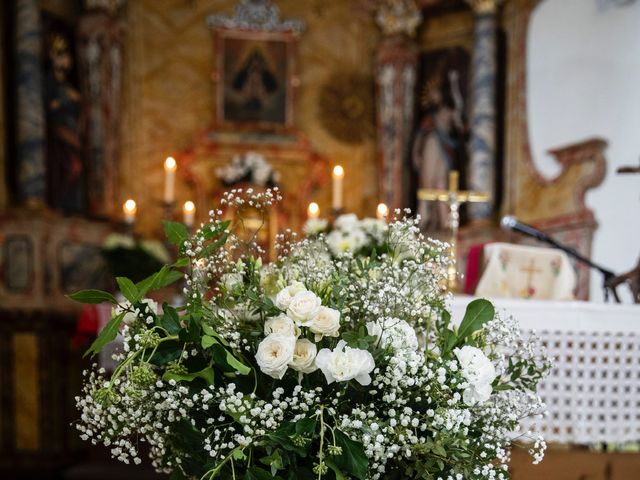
[517,231,618,302]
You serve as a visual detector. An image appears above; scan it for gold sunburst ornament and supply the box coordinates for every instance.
[318,71,375,145]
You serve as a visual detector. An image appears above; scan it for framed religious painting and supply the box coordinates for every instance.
[211,27,300,131]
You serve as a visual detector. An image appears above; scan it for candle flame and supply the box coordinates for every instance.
[164,156,177,172]
[183,200,195,213]
[332,165,344,179]
[307,202,320,218]
[376,203,389,219]
[123,199,137,214]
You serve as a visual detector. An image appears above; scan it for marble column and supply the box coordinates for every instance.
[15,0,46,205]
[376,36,418,211]
[467,0,499,220]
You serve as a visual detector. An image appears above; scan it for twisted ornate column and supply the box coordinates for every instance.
[374,0,421,210]
[15,0,46,205]
[466,0,500,220]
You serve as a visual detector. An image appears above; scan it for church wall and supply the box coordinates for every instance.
[528,0,640,302]
[120,0,380,237]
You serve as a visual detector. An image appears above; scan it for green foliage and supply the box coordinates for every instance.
[116,277,139,303]
[333,430,368,480]
[163,366,214,384]
[163,220,189,250]
[68,289,118,304]
[456,299,495,343]
[84,312,124,358]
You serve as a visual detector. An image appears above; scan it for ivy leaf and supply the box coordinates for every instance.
[243,467,272,480]
[162,366,214,384]
[295,415,317,436]
[163,220,189,249]
[333,430,368,480]
[116,277,139,303]
[84,312,124,358]
[161,303,182,334]
[457,299,495,342]
[67,289,117,305]
[325,459,346,480]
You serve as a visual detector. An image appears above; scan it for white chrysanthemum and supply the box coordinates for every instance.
[454,345,497,405]
[326,229,367,255]
[334,213,360,231]
[360,218,387,242]
[303,218,329,236]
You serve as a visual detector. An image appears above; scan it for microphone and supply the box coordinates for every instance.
[500,216,551,243]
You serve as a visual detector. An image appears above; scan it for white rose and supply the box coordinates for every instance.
[255,333,296,380]
[454,346,497,406]
[303,218,329,236]
[287,290,322,325]
[114,298,158,326]
[315,340,375,386]
[275,282,307,310]
[264,314,300,337]
[309,306,341,340]
[221,272,243,291]
[366,318,418,351]
[334,213,360,231]
[289,338,318,374]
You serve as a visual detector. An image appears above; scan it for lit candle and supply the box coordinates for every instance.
[307,202,320,219]
[123,199,137,225]
[332,165,344,211]
[376,203,389,220]
[183,200,196,228]
[164,156,177,204]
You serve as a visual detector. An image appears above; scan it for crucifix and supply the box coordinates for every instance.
[520,259,542,298]
[417,170,491,290]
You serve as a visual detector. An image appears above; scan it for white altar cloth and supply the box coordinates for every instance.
[451,296,640,445]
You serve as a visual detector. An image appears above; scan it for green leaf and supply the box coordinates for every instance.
[67,289,118,305]
[456,299,495,342]
[173,257,190,268]
[136,266,184,297]
[84,312,124,357]
[333,430,368,480]
[163,220,189,248]
[295,415,317,436]
[163,366,214,384]
[161,303,182,334]
[116,277,139,303]
[243,467,272,480]
[224,350,251,375]
[325,459,346,480]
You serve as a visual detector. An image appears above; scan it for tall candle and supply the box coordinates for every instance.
[307,202,320,219]
[164,157,177,204]
[332,165,344,210]
[123,199,137,225]
[376,203,389,220]
[183,200,196,228]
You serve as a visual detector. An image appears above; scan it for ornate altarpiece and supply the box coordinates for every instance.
[177,1,327,245]
[376,0,606,299]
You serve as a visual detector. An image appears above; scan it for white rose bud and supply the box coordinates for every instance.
[309,306,341,340]
[289,338,318,374]
[275,282,307,310]
[286,290,322,325]
[315,341,375,386]
[264,314,300,337]
[255,333,296,380]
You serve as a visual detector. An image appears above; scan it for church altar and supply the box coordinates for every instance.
[451,296,640,445]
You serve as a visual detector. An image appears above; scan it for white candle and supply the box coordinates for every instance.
[183,200,195,228]
[164,157,177,204]
[332,165,344,210]
[123,199,137,225]
[376,203,389,220]
[307,202,320,219]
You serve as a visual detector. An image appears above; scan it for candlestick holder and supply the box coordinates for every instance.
[162,200,176,221]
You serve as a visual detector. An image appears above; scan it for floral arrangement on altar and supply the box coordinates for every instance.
[303,213,387,257]
[71,189,551,480]
[216,151,281,188]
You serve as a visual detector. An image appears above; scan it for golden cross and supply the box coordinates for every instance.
[520,258,542,288]
[417,170,491,291]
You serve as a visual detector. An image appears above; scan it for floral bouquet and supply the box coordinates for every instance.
[71,189,550,480]
[216,151,281,188]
